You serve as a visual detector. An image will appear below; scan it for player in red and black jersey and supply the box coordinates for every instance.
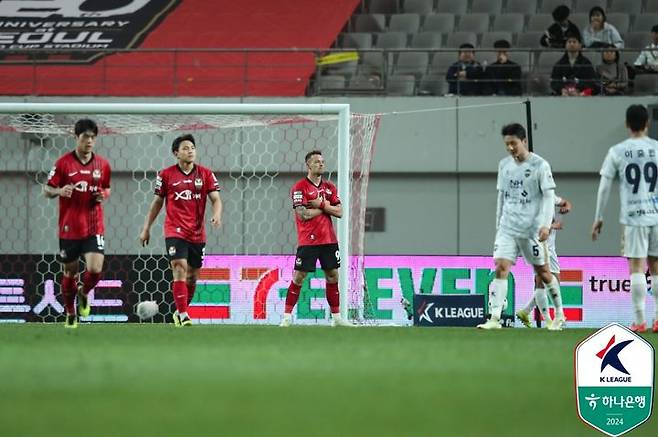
[44,119,112,329]
[280,150,352,327]
[139,134,222,327]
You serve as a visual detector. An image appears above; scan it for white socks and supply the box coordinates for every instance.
[179,311,189,320]
[631,273,647,325]
[522,296,536,314]
[490,279,508,321]
[653,275,658,320]
[534,288,552,322]
[546,277,564,320]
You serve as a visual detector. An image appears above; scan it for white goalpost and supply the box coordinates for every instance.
[0,102,380,324]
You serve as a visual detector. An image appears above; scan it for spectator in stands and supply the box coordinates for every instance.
[551,32,599,96]
[541,5,581,49]
[484,40,522,95]
[634,25,658,73]
[596,44,628,95]
[582,6,624,48]
[446,43,484,95]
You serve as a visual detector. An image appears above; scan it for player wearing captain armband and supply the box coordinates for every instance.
[43,119,112,329]
[592,104,658,333]
[478,123,565,330]
[139,134,222,327]
[516,195,572,328]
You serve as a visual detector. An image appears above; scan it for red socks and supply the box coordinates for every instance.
[172,280,189,314]
[61,275,77,315]
[81,271,101,296]
[326,282,340,314]
[284,282,302,313]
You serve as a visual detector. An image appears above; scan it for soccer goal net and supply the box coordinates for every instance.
[0,103,380,325]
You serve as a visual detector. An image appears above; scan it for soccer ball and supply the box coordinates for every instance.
[136,301,159,320]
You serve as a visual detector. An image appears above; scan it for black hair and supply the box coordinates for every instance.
[552,5,570,22]
[652,24,658,33]
[74,118,98,136]
[589,6,606,22]
[305,150,322,163]
[493,39,511,49]
[501,123,526,140]
[564,30,582,43]
[626,105,649,132]
[172,133,196,154]
[459,43,475,50]
[601,43,619,62]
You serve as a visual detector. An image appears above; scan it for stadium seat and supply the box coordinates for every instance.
[648,0,658,12]
[348,73,383,90]
[418,73,448,95]
[375,32,408,48]
[436,0,467,15]
[526,72,552,95]
[386,74,416,95]
[633,75,658,94]
[633,14,658,33]
[607,13,630,34]
[624,32,650,49]
[352,14,387,32]
[540,0,573,14]
[394,51,430,77]
[505,0,537,14]
[480,31,513,48]
[402,0,434,14]
[389,13,421,33]
[493,14,524,33]
[528,14,554,32]
[316,75,346,93]
[359,51,389,74]
[446,32,478,48]
[341,32,373,49]
[574,0,607,13]
[609,0,642,15]
[429,51,458,74]
[369,0,399,14]
[410,32,443,48]
[570,13,590,31]
[619,50,640,66]
[423,13,455,33]
[470,0,503,14]
[457,14,490,33]
[516,31,544,48]
[536,50,564,73]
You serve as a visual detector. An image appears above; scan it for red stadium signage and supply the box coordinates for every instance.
[0,0,180,63]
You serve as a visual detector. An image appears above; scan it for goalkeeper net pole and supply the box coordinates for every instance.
[0,102,380,324]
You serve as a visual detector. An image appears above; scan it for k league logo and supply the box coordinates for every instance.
[575,323,655,436]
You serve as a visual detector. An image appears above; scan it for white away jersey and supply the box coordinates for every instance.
[497,153,556,238]
[600,137,658,226]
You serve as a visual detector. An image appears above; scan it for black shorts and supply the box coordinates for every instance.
[58,235,105,263]
[165,238,206,269]
[294,243,340,272]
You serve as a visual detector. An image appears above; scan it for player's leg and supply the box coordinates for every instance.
[479,231,516,329]
[646,225,658,333]
[318,244,351,326]
[185,243,205,306]
[59,239,81,328]
[624,226,649,332]
[166,238,191,326]
[280,246,316,326]
[78,235,105,317]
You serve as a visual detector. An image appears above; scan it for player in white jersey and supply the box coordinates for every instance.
[478,123,566,330]
[516,195,572,328]
[592,104,658,333]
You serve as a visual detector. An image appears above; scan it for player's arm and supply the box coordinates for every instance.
[209,191,222,229]
[554,194,572,214]
[295,205,323,221]
[307,197,342,218]
[495,190,503,229]
[592,175,613,241]
[538,189,555,241]
[43,184,73,199]
[139,195,164,246]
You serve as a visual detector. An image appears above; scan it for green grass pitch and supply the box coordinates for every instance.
[1,324,656,437]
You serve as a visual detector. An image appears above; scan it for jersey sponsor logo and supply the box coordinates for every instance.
[0,0,181,64]
[80,170,91,174]
[174,189,201,201]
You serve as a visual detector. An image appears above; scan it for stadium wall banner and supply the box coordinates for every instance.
[0,255,654,327]
[0,0,180,63]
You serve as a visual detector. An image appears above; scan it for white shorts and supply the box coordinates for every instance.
[547,241,560,274]
[622,225,658,258]
[493,230,548,267]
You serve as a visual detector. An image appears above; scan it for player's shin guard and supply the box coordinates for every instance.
[186,281,197,306]
[81,271,101,295]
[533,288,552,322]
[172,280,189,314]
[326,282,340,314]
[546,277,564,320]
[490,279,507,321]
[631,273,647,325]
[61,275,77,315]
[284,282,302,314]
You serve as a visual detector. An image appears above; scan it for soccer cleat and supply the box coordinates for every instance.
[477,319,502,330]
[630,322,648,333]
[179,315,192,327]
[549,316,566,331]
[652,320,658,333]
[279,315,292,327]
[516,309,531,328]
[77,284,90,318]
[64,314,78,329]
[330,315,354,327]
[172,311,181,327]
